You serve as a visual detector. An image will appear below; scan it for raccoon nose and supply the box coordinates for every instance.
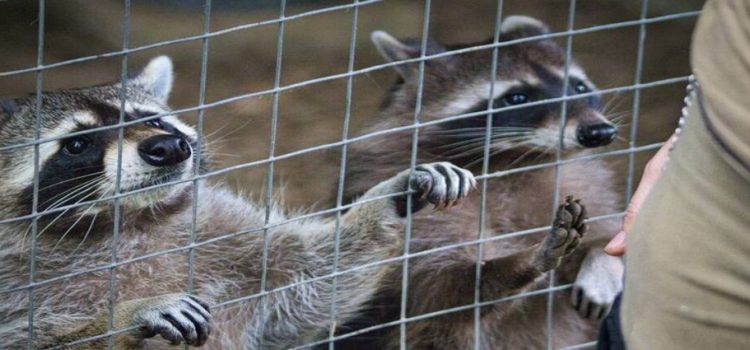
[576,123,617,148]
[138,135,192,167]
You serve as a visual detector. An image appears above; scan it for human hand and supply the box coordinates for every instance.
[604,134,679,256]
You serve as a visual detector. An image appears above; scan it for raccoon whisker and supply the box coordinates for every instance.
[22,176,100,247]
[606,111,628,119]
[428,130,534,138]
[611,118,630,127]
[530,143,556,164]
[450,149,488,165]
[434,134,536,154]
[491,122,542,129]
[205,116,255,141]
[35,183,104,241]
[38,182,103,223]
[615,123,630,129]
[203,151,242,158]
[431,127,534,134]
[41,176,106,210]
[37,171,106,193]
[505,143,544,170]
[610,118,629,126]
[49,194,103,254]
[435,133,533,150]
[444,144,493,159]
[489,131,537,138]
[436,139,487,151]
[18,222,34,254]
[462,138,536,168]
[40,176,104,208]
[38,178,107,231]
[454,136,533,155]
[440,132,534,143]
[40,175,106,207]
[601,93,625,116]
[70,211,99,257]
[201,137,240,150]
[463,153,489,168]
[489,126,535,132]
[200,117,256,153]
[203,123,233,140]
[601,100,615,116]
[433,126,533,132]
[490,136,536,147]
[440,136,533,158]
[69,184,111,256]
[41,178,106,219]
[611,108,631,115]
[606,111,631,123]
[20,180,102,251]
[422,127,534,136]
[472,137,532,160]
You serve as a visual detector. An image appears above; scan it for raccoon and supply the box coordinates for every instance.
[333,16,624,349]
[0,56,480,349]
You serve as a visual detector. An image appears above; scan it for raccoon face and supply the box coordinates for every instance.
[0,56,198,229]
[372,16,617,165]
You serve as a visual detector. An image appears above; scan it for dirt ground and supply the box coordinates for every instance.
[0,0,703,210]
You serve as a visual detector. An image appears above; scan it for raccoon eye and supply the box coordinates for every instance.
[145,118,163,129]
[63,137,89,155]
[574,82,590,94]
[503,93,530,105]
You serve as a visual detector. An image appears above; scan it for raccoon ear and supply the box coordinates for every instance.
[0,99,16,115]
[371,31,446,79]
[500,16,550,40]
[133,56,174,103]
[0,98,17,128]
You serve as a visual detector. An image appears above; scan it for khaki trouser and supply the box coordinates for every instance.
[621,1,750,349]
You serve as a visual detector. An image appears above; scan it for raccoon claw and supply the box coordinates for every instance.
[572,284,614,322]
[136,294,211,347]
[535,196,587,272]
[410,162,475,211]
[572,253,623,322]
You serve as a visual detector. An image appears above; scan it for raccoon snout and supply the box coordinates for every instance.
[138,135,192,167]
[576,123,617,148]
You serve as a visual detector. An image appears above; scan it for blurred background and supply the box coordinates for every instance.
[1,0,704,209]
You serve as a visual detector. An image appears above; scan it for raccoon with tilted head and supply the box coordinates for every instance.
[334,16,624,349]
[0,56,483,349]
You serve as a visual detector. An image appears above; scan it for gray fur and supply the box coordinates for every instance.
[0,57,476,349]
[334,16,624,349]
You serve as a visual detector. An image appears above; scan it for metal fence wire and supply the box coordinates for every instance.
[0,0,701,349]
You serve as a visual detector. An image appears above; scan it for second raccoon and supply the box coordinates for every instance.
[335,16,624,349]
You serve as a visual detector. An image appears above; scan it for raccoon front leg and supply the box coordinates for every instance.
[405,196,586,319]
[55,293,211,349]
[253,162,475,348]
[478,196,586,303]
[571,249,623,321]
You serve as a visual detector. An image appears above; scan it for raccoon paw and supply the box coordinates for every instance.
[572,252,624,321]
[397,162,476,216]
[535,196,587,272]
[134,294,211,347]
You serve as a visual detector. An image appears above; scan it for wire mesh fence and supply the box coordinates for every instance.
[0,0,701,349]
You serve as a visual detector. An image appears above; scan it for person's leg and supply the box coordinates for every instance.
[597,294,625,350]
[621,87,750,348]
[620,1,750,347]
[597,1,750,348]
